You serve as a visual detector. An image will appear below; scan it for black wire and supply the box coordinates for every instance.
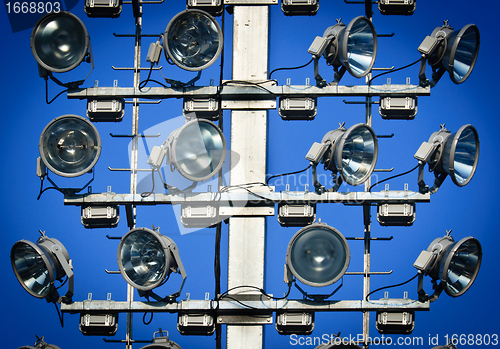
[268,58,314,80]
[365,273,419,301]
[45,78,68,104]
[54,302,64,327]
[139,64,155,90]
[369,164,419,192]
[143,312,153,325]
[369,58,422,85]
[266,164,312,186]
[141,170,155,197]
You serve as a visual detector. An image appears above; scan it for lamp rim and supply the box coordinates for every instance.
[31,11,90,73]
[11,239,56,299]
[164,9,223,72]
[447,24,480,84]
[170,118,227,182]
[286,223,350,288]
[441,236,482,297]
[447,124,479,187]
[117,227,173,291]
[339,16,377,78]
[38,114,102,178]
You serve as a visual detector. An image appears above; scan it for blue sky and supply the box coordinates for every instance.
[1,1,499,348]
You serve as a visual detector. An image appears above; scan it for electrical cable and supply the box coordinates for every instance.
[143,312,154,325]
[141,169,156,197]
[268,57,314,80]
[54,302,64,327]
[45,78,68,104]
[368,58,422,85]
[369,164,419,192]
[365,273,419,301]
[266,164,312,186]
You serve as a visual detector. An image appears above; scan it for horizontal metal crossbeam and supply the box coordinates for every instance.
[61,298,430,314]
[64,189,430,206]
[67,84,430,101]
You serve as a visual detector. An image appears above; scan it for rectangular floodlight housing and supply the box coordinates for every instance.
[413,250,435,272]
[146,42,162,65]
[379,97,417,120]
[279,97,317,120]
[81,205,119,229]
[87,99,125,122]
[278,203,315,227]
[308,36,329,57]
[147,146,167,169]
[378,0,415,16]
[79,313,118,336]
[177,313,215,335]
[418,36,440,55]
[414,141,436,162]
[376,311,414,334]
[305,142,329,164]
[276,312,315,335]
[282,0,319,16]
[85,0,122,18]
[187,0,223,16]
[377,203,415,226]
[180,204,218,228]
[183,98,220,120]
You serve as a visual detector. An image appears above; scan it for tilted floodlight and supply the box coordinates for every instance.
[39,115,102,178]
[163,9,223,71]
[286,223,350,288]
[308,16,377,86]
[117,227,187,301]
[140,330,182,349]
[414,124,479,194]
[305,123,378,193]
[148,118,226,183]
[413,231,482,302]
[31,12,93,87]
[11,231,73,304]
[378,0,416,16]
[418,21,479,87]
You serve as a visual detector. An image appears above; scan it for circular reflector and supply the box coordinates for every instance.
[335,124,378,186]
[441,124,479,187]
[164,9,223,71]
[440,236,482,297]
[31,12,90,73]
[11,240,56,299]
[444,24,480,84]
[118,228,176,291]
[339,16,377,78]
[286,224,350,287]
[39,115,102,177]
[171,119,226,182]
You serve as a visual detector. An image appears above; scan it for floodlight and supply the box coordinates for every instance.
[31,12,93,86]
[286,223,350,287]
[413,232,482,301]
[39,115,102,178]
[281,0,319,16]
[414,124,479,194]
[148,118,226,182]
[163,9,223,71]
[140,330,182,349]
[117,228,186,301]
[309,16,377,86]
[378,0,415,16]
[11,232,73,304]
[85,0,122,18]
[17,336,61,349]
[306,123,378,193]
[418,21,480,87]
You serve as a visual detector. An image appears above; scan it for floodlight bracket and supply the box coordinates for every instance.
[417,161,447,194]
[293,278,344,302]
[51,244,74,304]
[417,273,443,303]
[37,163,96,200]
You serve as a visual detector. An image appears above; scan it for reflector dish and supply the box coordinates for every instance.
[170,119,226,182]
[440,236,482,297]
[31,12,90,73]
[39,115,102,177]
[286,224,350,287]
[339,16,377,78]
[164,9,223,71]
[443,24,480,84]
[118,228,177,291]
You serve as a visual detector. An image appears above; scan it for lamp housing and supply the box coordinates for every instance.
[281,0,319,16]
[81,205,120,229]
[85,0,122,18]
[187,0,223,17]
[378,0,415,15]
[279,97,317,120]
[177,313,215,336]
[163,9,223,71]
[277,203,316,227]
[11,233,73,304]
[376,311,414,334]
[275,312,315,335]
[31,12,92,74]
[379,97,417,120]
[87,99,125,122]
[140,330,182,349]
[286,223,350,287]
[183,98,220,121]
[79,313,118,336]
[377,203,415,227]
[39,115,102,178]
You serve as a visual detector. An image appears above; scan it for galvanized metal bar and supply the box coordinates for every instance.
[66,84,430,100]
[60,298,430,313]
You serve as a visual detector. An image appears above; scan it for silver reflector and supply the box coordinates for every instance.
[340,16,377,78]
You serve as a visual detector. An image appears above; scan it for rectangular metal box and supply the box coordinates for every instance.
[282,0,319,16]
[180,204,218,228]
[177,313,215,336]
[87,99,125,122]
[279,97,317,120]
[275,312,314,335]
[183,98,220,120]
[278,203,315,227]
[378,0,415,16]
[81,205,119,229]
[377,203,415,226]
[376,311,414,334]
[379,97,417,120]
[84,0,122,18]
[79,313,118,336]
